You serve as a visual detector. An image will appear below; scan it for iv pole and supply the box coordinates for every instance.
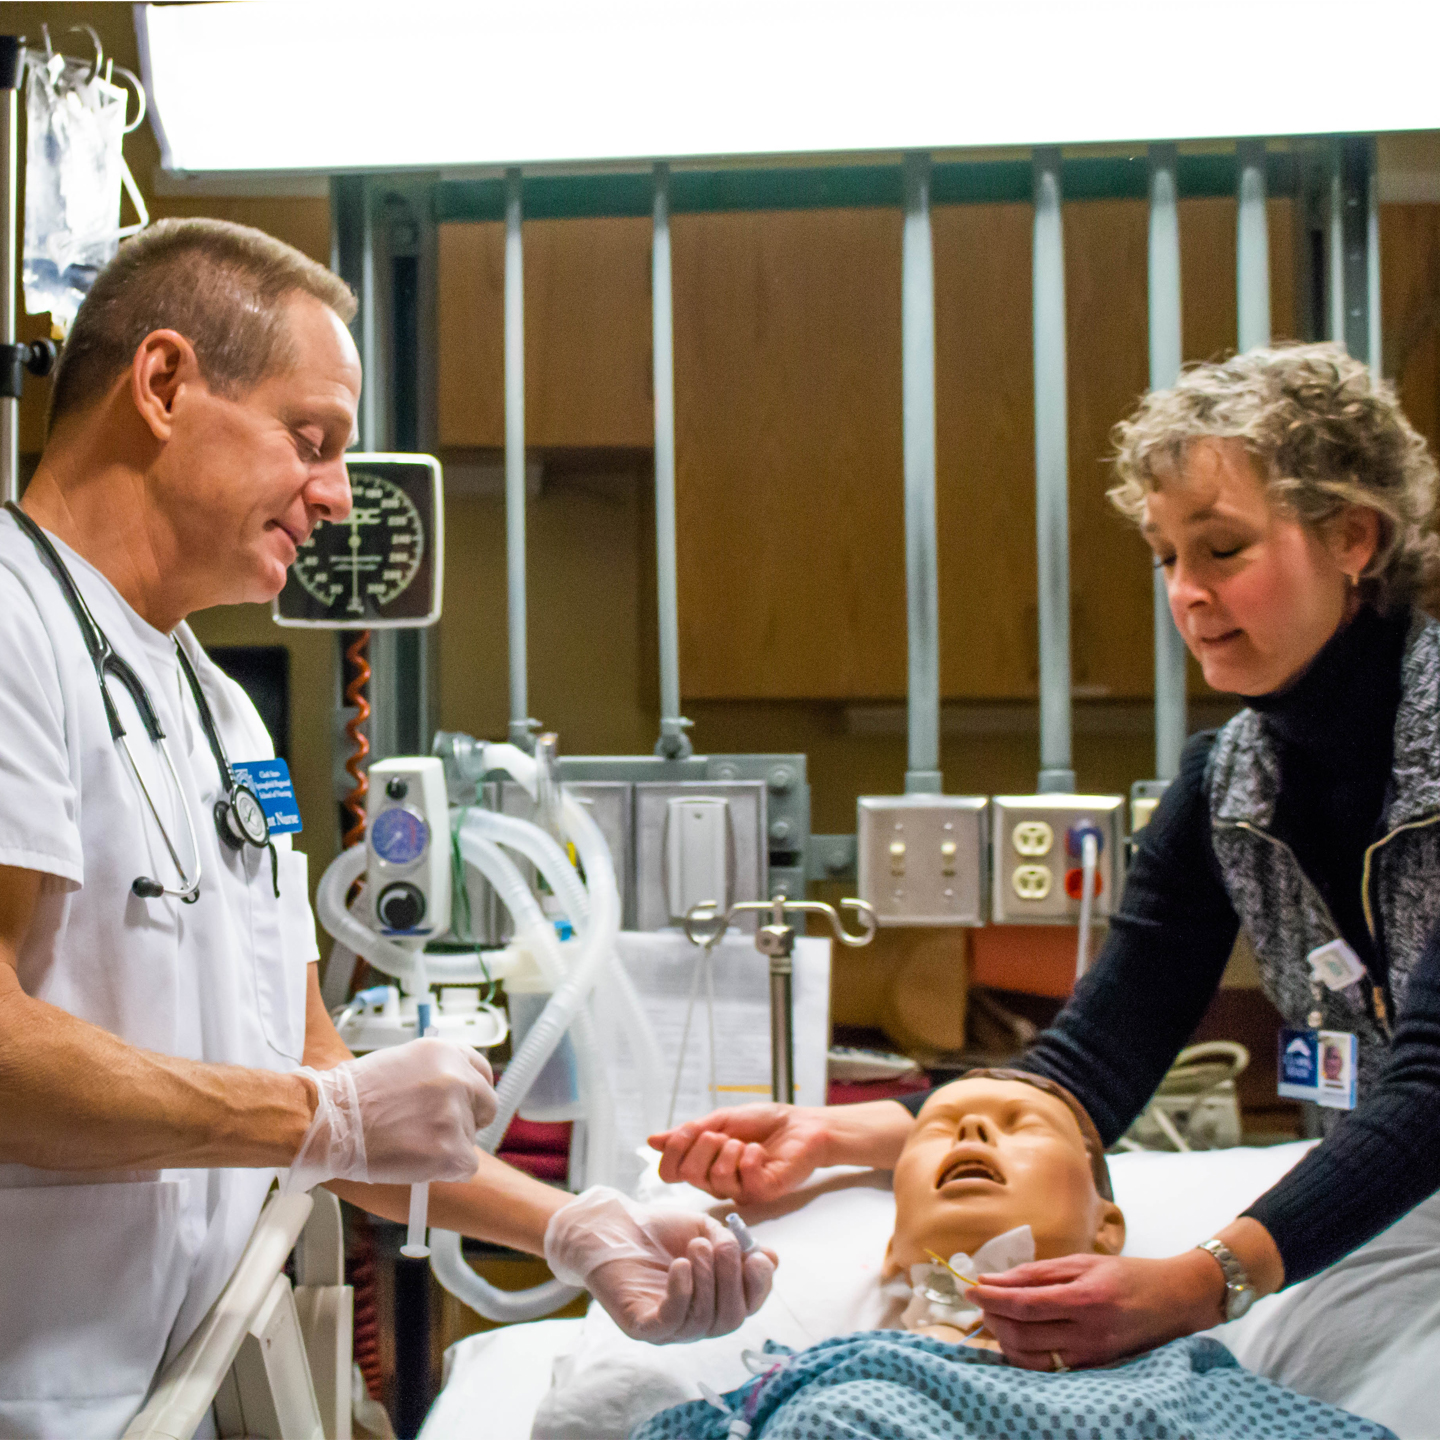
[2,35,20,505]
[0,35,56,506]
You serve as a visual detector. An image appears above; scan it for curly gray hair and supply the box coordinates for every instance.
[1109,343,1440,612]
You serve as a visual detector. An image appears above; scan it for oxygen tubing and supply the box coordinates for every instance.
[431,760,626,1322]
[455,831,618,1181]
[458,807,667,1133]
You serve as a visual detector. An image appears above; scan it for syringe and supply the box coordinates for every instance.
[724,1210,814,1343]
[400,997,434,1259]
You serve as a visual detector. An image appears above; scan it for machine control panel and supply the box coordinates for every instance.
[366,756,452,939]
[990,794,1125,924]
[857,794,988,926]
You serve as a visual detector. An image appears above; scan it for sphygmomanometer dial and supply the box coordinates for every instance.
[293,470,424,617]
[273,454,443,629]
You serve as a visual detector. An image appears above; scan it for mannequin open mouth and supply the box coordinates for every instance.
[936,1156,1005,1188]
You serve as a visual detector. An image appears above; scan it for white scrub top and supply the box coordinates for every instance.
[0,511,319,1440]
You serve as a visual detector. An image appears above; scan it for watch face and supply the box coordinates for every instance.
[1227,1286,1257,1320]
[232,787,270,846]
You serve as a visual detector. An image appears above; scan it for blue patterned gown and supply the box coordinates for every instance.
[632,1331,1395,1440]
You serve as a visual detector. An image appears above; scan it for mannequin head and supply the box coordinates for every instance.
[884,1071,1125,1277]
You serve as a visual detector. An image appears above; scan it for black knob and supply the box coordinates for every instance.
[386,776,410,801]
[377,882,426,931]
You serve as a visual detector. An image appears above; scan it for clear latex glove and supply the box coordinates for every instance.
[283,1038,496,1195]
[544,1186,777,1343]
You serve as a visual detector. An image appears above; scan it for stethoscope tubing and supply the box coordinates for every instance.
[3,501,265,905]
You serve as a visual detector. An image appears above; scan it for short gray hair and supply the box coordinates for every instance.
[1109,343,1440,612]
[49,217,357,433]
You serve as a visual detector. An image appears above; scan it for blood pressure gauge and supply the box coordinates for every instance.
[272,453,443,628]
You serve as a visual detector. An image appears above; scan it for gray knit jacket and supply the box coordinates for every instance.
[1208,611,1440,1102]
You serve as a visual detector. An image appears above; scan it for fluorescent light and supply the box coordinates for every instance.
[138,0,1440,176]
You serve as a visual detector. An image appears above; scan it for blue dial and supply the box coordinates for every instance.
[371,806,429,865]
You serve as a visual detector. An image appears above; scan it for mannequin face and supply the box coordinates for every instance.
[885,1077,1125,1277]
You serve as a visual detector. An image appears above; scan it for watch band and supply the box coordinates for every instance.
[1196,1238,1256,1320]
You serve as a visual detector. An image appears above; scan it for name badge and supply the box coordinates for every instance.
[232,759,303,835]
[1278,1027,1358,1110]
[1307,938,1366,991]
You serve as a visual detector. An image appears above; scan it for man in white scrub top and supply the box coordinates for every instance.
[0,219,774,1440]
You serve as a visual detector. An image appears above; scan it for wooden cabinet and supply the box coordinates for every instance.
[438,218,653,448]
[433,195,1320,702]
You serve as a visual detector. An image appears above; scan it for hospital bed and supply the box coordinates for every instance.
[123,1190,356,1440]
[421,1142,1440,1440]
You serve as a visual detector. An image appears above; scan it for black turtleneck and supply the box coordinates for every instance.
[900,603,1440,1287]
[1249,604,1408,974]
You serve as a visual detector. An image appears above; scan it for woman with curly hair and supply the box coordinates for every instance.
[651,341,1440,1369]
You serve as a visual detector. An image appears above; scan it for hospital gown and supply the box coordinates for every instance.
[632,1332,1396,1440]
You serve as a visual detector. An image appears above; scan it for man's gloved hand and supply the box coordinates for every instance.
[283,1038,496,1194]
[544,1186,777,1343]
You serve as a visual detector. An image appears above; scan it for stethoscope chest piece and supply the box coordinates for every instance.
[217,785,270,851]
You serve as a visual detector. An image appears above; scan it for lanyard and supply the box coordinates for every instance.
[3,502,276,901]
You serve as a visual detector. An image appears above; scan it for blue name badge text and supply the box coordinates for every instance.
[232,758,303,835]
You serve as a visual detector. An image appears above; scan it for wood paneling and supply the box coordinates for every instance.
[934,204,1037,699]
[1383,204,1440,451]
[672,207,907,699]
[437,218,652,449]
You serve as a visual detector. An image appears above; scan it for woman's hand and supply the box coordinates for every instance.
[649,1104,832,1202]
[970,1250,1227,1370]
[649,1098,917,1203]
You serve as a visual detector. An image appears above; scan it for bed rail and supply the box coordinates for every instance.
[123,1189,354,1440]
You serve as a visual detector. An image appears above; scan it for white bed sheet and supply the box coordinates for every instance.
[427,1142,1440,1440]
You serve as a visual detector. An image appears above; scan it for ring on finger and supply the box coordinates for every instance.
[1050,1351,1070,1374]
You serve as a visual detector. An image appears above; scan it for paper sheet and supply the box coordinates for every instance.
[601,930,831,1193]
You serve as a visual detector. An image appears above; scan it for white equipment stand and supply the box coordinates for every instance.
[123,1189,355,1440]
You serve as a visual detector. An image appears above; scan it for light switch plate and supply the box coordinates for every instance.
[857,794,988,926]
[990,795,1125,923]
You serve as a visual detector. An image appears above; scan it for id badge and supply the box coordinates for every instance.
[1278,1027,1357,1110]
[1307,939,1366,991]
[232,758,303,834]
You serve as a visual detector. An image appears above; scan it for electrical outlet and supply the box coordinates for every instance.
[857,795,988,926]
[990,795,1125,923]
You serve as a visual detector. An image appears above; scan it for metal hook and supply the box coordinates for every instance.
[683,895,877,949]
[64,24,103,84]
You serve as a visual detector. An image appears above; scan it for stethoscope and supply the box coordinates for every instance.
[4,501,276,904]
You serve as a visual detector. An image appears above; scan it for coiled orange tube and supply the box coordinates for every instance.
[343,631,372,850]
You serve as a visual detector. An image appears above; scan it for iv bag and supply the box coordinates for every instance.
[23,48,148,334]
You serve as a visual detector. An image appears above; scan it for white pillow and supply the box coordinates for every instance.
[511,1142,1440,1440]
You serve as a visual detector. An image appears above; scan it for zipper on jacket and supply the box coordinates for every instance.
[1359,811,1440,1038]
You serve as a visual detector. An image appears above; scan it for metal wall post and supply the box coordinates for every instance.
[652,163,692,760]
[1148,144,1186,780]
[1332,138,1382,370]
[901,152,942,795]
[1032,148,1074,794]
[1236,139,1271,352]
[1,37,19,505]
[504,168,535,748]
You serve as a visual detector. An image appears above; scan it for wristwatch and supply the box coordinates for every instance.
[1196,1239,1257,1320]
